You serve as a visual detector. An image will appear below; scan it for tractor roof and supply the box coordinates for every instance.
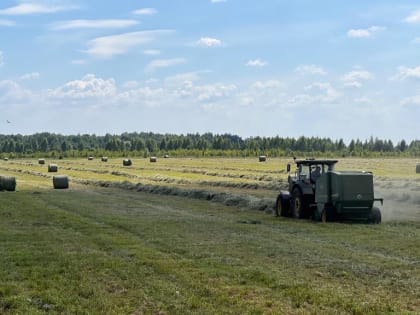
[295,159,338,166]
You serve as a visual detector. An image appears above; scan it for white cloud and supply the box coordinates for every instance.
[305,82,339,99]
[0,2,76,15]
[145,58,186,73]
[246,59,268,67]
[0,51,3,67]
[412,37,420,44]
[195,37,223,47]
[392,66,420,80]
[84,30,173,58]
[48,74,116,99]
[20,72,40,80]
[0,19,16,26]
[195,83,236,102]
[341,69,374,87]
[295,64,326,75]
[132,8,157,15]
[405,10,420,24]
[211,0,227,3]
[354,97,374,105]
[347,26,385,38]
[290,82,340,105]
[50,19,139,30]
[400,94,420,107]
[143,49,161,56]
[71,59,87,65]
[0,79,32,101]
[252,80,282,89]
[165,72,204,85]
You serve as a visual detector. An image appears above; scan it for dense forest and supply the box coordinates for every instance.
[0,132,419,158]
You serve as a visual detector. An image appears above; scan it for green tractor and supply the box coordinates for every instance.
[274,159,383,223]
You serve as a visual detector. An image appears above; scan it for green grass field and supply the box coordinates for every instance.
[0,157,419,314]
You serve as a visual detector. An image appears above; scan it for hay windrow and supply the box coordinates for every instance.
[72,178,275,213]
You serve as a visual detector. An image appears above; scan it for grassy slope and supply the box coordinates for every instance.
[1,185,420,314]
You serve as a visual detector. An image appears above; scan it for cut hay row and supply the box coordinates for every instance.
[52,159,285,175]
[0,166,69,190]
[52,165,285,191]
[71,178,276,213]
[17,159,283,181]
[56,164,281,183]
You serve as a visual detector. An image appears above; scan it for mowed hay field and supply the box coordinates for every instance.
[0,157,420,314]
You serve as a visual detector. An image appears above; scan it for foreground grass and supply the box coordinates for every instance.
[1,186,419,314]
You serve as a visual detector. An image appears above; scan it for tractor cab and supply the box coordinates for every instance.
[288,159,338,191]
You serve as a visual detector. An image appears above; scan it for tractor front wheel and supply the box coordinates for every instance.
[292,188,305,219]
[275,193,290,217]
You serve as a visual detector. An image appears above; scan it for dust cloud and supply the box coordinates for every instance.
[375,177,420,221]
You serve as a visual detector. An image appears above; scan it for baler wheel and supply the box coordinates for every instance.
[370,207,382,224]
[321,209,327,223]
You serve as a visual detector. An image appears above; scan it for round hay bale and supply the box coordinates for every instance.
[164,154,170,159]
[101,156,108,162]
[53,175,69,189]
[38,159,45,165]
[259,155,267,162]
[123,159,132,166]
[48,164,58,172]
[3,158,8,161]
[150,157,157,163]
[88,156,94,161]
[417,164,420,174]
[0,176,16,191]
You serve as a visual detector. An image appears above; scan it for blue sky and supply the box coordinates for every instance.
[0,0,420,142]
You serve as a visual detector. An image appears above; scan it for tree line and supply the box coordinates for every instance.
[0,132,419,158]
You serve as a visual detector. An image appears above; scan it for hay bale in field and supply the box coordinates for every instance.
[0,176,16,191]
[164,154,169,159]
[259,155,267,162]
[101,156,108,162]
[3,158,8,161]
[88,156,94,161]
[48,164,58,172]
[38,159,45,165]
[417,164,420,174]
[53,175,69,189]
[123,159,132,166]
[150,157,157,163]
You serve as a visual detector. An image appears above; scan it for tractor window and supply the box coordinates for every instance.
[298,165,310,178]
[327,164,335,171]
[310,164,322,182]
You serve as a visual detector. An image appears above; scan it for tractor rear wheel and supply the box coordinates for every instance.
[292,188,305,219]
